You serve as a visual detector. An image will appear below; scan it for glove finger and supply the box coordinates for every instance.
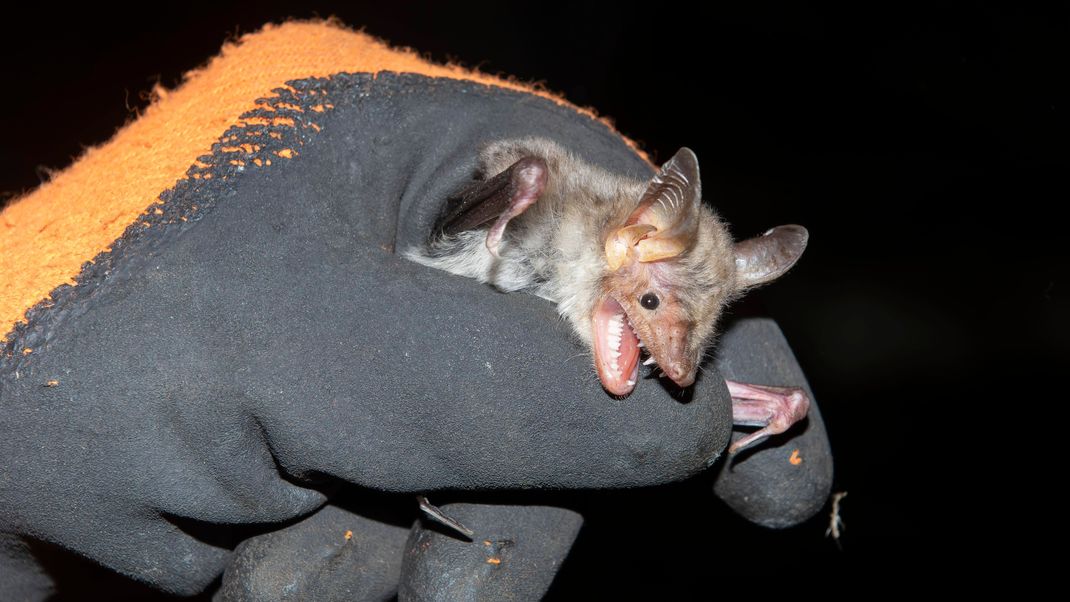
[711,316,834,527]
[218,503,409,602]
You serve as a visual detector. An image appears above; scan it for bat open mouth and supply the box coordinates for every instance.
[592,296,641,396]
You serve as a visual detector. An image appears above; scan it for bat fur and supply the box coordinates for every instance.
[405,137,806,397]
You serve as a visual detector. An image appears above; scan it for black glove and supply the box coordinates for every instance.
[0,73,733,597]
[215,316,834,602]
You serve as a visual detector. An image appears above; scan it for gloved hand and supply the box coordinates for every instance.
[0,71,732,597]
[213,316,833,602]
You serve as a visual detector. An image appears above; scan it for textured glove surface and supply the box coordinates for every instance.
[0,73,731,595]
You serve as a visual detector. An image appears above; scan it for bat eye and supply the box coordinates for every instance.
[640,293,660,310]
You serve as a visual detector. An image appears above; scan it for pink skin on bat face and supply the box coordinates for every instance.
[592,264,699,397]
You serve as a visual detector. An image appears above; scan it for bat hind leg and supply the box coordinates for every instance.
[726,380,811,455]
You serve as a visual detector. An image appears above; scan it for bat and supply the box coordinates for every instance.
[406,137,811,456]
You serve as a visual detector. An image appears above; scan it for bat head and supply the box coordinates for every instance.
[592,148,808,396]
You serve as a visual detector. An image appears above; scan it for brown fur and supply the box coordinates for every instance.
[406,138,806,393]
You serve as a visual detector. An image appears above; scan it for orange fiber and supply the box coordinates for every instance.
[789,449,803,465]
[0,20,646,341]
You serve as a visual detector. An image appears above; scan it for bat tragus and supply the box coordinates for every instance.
[407,138,811,457]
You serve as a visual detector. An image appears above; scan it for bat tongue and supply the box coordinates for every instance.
[592,297,640,396]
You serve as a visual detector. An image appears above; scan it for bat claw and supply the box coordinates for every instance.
[417,495,475,540]
[727,435,759,456]
[485,235,503,258]
[485,221,507,258]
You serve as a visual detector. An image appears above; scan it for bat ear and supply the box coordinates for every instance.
[606,148,702,268]
[733,225,809,288]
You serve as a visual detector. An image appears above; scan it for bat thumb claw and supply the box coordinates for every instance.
[727,433,766,456]
[485,226,506,258]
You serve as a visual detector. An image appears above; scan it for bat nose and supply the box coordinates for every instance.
[661,322,695,387]
[663,361,695,388]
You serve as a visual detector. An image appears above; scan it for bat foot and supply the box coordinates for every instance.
[726,380,810,455]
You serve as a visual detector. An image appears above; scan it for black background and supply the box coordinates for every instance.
[2,1,1064,596]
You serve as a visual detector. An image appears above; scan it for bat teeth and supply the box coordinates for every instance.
[624,316,643,349]
[602,311,634,377]
[643,357,657,366]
